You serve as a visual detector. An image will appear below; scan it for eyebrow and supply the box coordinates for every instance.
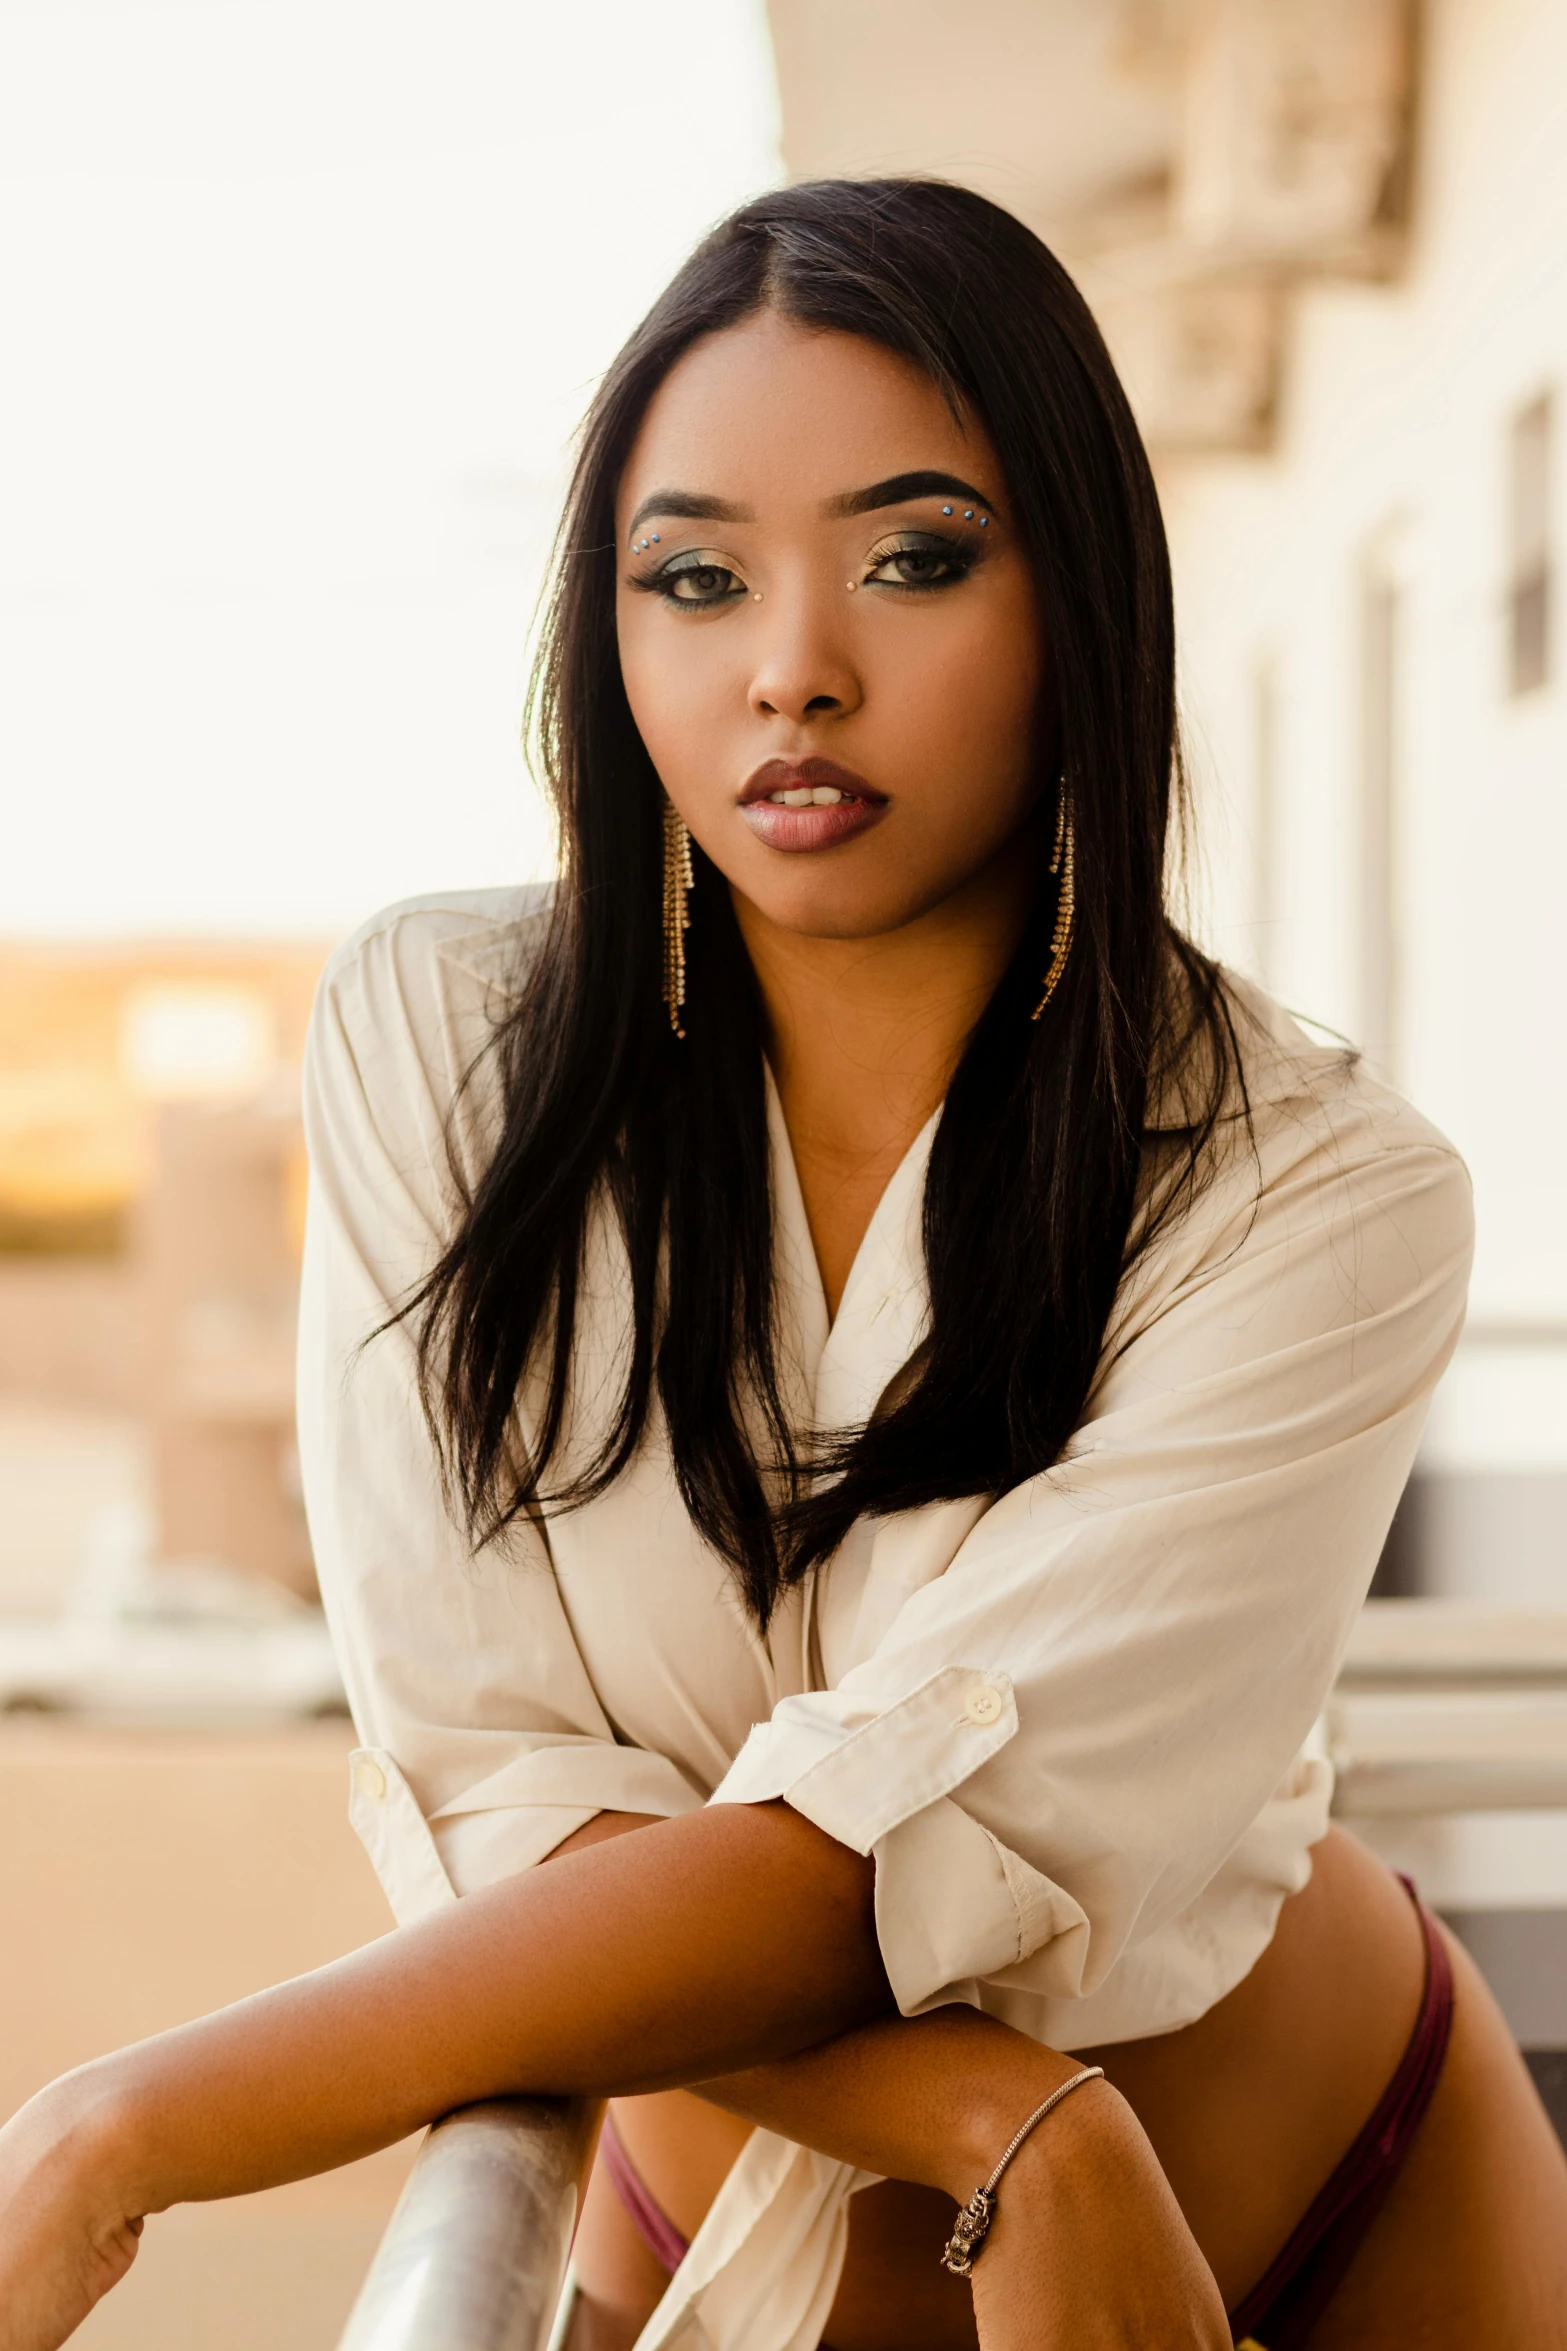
[626,489,755,537]
[625,468,998,543]
[823,470,997,519]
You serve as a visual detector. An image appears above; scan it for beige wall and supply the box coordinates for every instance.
[0,1263,149,1417]
[0,1720,415,2350]
[0,1404,148,1615]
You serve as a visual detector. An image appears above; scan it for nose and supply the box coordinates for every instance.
[746,577,863,726]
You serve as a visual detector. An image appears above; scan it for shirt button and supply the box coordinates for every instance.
[964,1685,1005,1728]
[354,1757,387,1800]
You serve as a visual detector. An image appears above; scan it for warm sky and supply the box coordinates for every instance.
[0,0,782,939]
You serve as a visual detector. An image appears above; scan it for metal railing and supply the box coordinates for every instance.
[335,2097,595,2351]
[335,1602,1567,2343]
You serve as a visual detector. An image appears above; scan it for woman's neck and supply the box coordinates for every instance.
[732,823,1041,1320]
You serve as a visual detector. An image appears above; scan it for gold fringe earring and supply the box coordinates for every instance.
[1030,784,1076,1021]
[662,797,694,1036]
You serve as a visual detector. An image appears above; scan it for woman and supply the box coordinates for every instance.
[2,178,1564,2351]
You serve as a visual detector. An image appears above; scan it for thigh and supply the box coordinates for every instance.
[565,2150,675,2351]
[1311,1923,1567,2348]
[824,2179,978,2351]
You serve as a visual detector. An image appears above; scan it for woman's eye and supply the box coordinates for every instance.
[668,564,741,602]
[863,535,972,590]
[641,554,747,607]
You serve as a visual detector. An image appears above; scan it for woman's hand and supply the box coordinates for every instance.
[0,2074,145,2351]
[968,2080,1229,2351]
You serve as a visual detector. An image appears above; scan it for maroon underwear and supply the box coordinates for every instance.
[1227,1876,1453,2347]
[598,2107,692,2277]
[599,1876,1454,2351]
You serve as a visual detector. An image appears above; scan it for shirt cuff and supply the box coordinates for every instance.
[872,1795,1090,2014]
[710,1664,1019,1852]
[348,1738,707,1920]
[429,1738,706,1897]
[349,1748,457,1924]
[711,1665,1042,2009]
[426,1737,707,1826]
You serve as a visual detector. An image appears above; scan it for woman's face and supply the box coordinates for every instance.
[615,311,1047,942]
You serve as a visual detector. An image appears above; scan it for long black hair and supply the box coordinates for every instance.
[409,177,1240,1626]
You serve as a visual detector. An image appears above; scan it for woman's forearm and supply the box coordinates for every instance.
[551,1815,1223,2351]
[697,2007,1092,2205]
[39,1800,886,2218]
[551,1813,1096,2207]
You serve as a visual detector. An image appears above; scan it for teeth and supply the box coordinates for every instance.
[811,786,843,804]
[767,785,847,806]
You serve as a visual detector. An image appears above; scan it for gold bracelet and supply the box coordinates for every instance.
[938,2066,1107,2277]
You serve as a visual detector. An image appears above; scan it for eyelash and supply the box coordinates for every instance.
[862,530,979,593]
[628,551,749,610]
[626,528,981,610]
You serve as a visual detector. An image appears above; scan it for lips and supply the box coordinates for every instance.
[737,756,888,854]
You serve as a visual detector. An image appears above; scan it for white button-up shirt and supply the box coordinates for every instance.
[297,886,1472,2351]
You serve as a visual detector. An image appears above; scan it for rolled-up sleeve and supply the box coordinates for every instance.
[713,1113,1473,2017]
[297,907,703,1926]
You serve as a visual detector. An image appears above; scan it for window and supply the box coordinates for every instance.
[1509,392,1553,696]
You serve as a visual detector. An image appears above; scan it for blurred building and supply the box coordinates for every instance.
[767,0,1567,1620]
[0,945,324,1607]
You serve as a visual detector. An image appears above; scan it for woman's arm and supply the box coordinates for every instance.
[704,2017,1228,2351]
[0,1800,1225,2351]
[5,1803,879,2197]
[0,1803,875,2350]
[567,1814,1230,2349]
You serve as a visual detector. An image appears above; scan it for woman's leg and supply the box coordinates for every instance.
[566,2095,744,2349]
[564,2153,679,2351]
[1073,1829,1567,2338]
[1309,1921,1567,2346]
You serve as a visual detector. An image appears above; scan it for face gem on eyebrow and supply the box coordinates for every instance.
[625,489,757,539]
[824,470,997,521]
